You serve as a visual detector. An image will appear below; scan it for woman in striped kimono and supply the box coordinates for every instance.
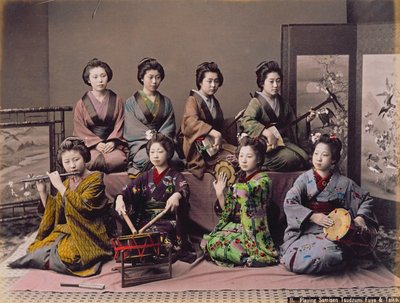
[9,137,113,276]
[124,58,179,178]
[74,58,127,173]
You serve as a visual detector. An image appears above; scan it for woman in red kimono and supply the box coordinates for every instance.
[73,58,127,173]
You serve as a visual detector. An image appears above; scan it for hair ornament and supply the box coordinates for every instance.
[329,133,337,141]
[255,60,268,73]
[138,57,156,66]
[145,129,157,141]
[311,132,322,144]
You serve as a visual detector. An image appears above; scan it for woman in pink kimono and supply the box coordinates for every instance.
[73,58,127,173]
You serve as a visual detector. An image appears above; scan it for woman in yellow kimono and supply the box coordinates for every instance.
[9,137,113,277]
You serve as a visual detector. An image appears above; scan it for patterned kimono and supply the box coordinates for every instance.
[181,90,235,179]
[119,167,191,253]
[9,172,113,277]
[240,92,309,171]
[124,91,177,176]
[202,171,279,267]
[73,90,128,173]
[280,169,377,274]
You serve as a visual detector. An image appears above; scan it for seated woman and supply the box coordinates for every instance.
[73,58,127,173]
[180,62,236,179]
[124,58,180,178]
[201,136,279,267]
[240,60,316,172]
[115,133,196,263]
[9,137,113,276]
[280,134,378,274]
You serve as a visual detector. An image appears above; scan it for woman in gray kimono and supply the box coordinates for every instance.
[280,134,378,274]
[240,60,315,172]
[124,58,179,178]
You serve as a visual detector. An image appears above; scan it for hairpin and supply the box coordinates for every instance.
[255,61,268,73]
[138,57,156,66]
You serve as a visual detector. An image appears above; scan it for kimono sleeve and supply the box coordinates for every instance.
[181,97,213,142]
[117,172,148,210]
[173,172,190,202]
[283,174,313,230]
[240,98,266,137]
[347,180,377,227]
[106,96,125,143]
[73,99,103,148]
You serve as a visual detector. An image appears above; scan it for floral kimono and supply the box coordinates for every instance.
[280,169,377,274]
[9,172,113,277]
[124,91,177,176]
[73,89,127,173]
[181,90,235,179]
[240,92,309,171]
[118,167,192,255]
[202,171,278,267]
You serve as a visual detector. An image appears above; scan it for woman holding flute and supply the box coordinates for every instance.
[114,133,196,263]
[9,137,113,276]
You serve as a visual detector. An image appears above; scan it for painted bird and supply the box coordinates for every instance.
[317,108,336,128]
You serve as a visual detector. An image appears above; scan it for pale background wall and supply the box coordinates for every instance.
[2,0,347,136]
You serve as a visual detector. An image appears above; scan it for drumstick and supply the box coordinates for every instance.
[138,208,169,234]
[121,210,137,234]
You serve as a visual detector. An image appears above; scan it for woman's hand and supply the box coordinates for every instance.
[310,213,334,228]
[103,141,115,153]
[35,179,47,193]
[115,195,127,216]
[46,171,66,196]
[209,129,222,151]
[354,216,368,230]
[165,192,181,213]
[306,109,317,122]
[96,142,106,153]
[213,172,227,199]
[262,128,278,150]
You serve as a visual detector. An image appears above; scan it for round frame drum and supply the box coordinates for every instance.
[323,208,377,255]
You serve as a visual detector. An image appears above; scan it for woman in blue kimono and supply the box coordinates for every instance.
[115,133,195,262]
[124,58,179,178]
[280,134,378,274]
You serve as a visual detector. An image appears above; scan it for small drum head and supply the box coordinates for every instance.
[214,160,236,186]
[323,208,352,241]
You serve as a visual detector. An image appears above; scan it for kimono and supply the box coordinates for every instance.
[118,167,192,255]
[280,169,377,274]
[180,90,235,179]
[124,91,177,176]
[9,172,113,277]
[202,171,279,267]
[73,90,128,173]
[240,92,309,171]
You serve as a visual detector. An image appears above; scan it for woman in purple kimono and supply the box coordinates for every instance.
[115,133,195,262]
[73,58,127,173]
[124,58,179,178]
[280,134,378,274]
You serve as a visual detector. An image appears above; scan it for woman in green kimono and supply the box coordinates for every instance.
[124,58,180,178]
[240,60,316,171]
[9,137,113,276]
[201,136,279,267]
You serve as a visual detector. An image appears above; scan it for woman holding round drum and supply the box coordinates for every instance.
[280,134,378,274]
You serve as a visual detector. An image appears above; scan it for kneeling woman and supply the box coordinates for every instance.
[202,136,279,267]
[280,134,378,274]
[9,137,113,276]
[115,133,195,262]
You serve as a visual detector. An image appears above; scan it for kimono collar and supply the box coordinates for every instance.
[153,167,169,185]
[256,91,280,116]
[313,169,332,192]
[239,170,260,182]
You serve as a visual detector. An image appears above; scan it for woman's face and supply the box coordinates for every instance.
[142,69,162,94]
[238,145,258,176]
[312,143,333,174]
[199,72,220,97]
[61,150,86,176]
[88,67,108,93]
[262,72,281,97]
[149,142,168,168]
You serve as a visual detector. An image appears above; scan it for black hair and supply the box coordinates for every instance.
[255,60,283,89]
[82,58,113,86]
[312,134,342,164]
[137,57,165,85]
[57,137,91,165]
[235,136,267,166]
[145,133,175,161]
[195,61,224,90]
